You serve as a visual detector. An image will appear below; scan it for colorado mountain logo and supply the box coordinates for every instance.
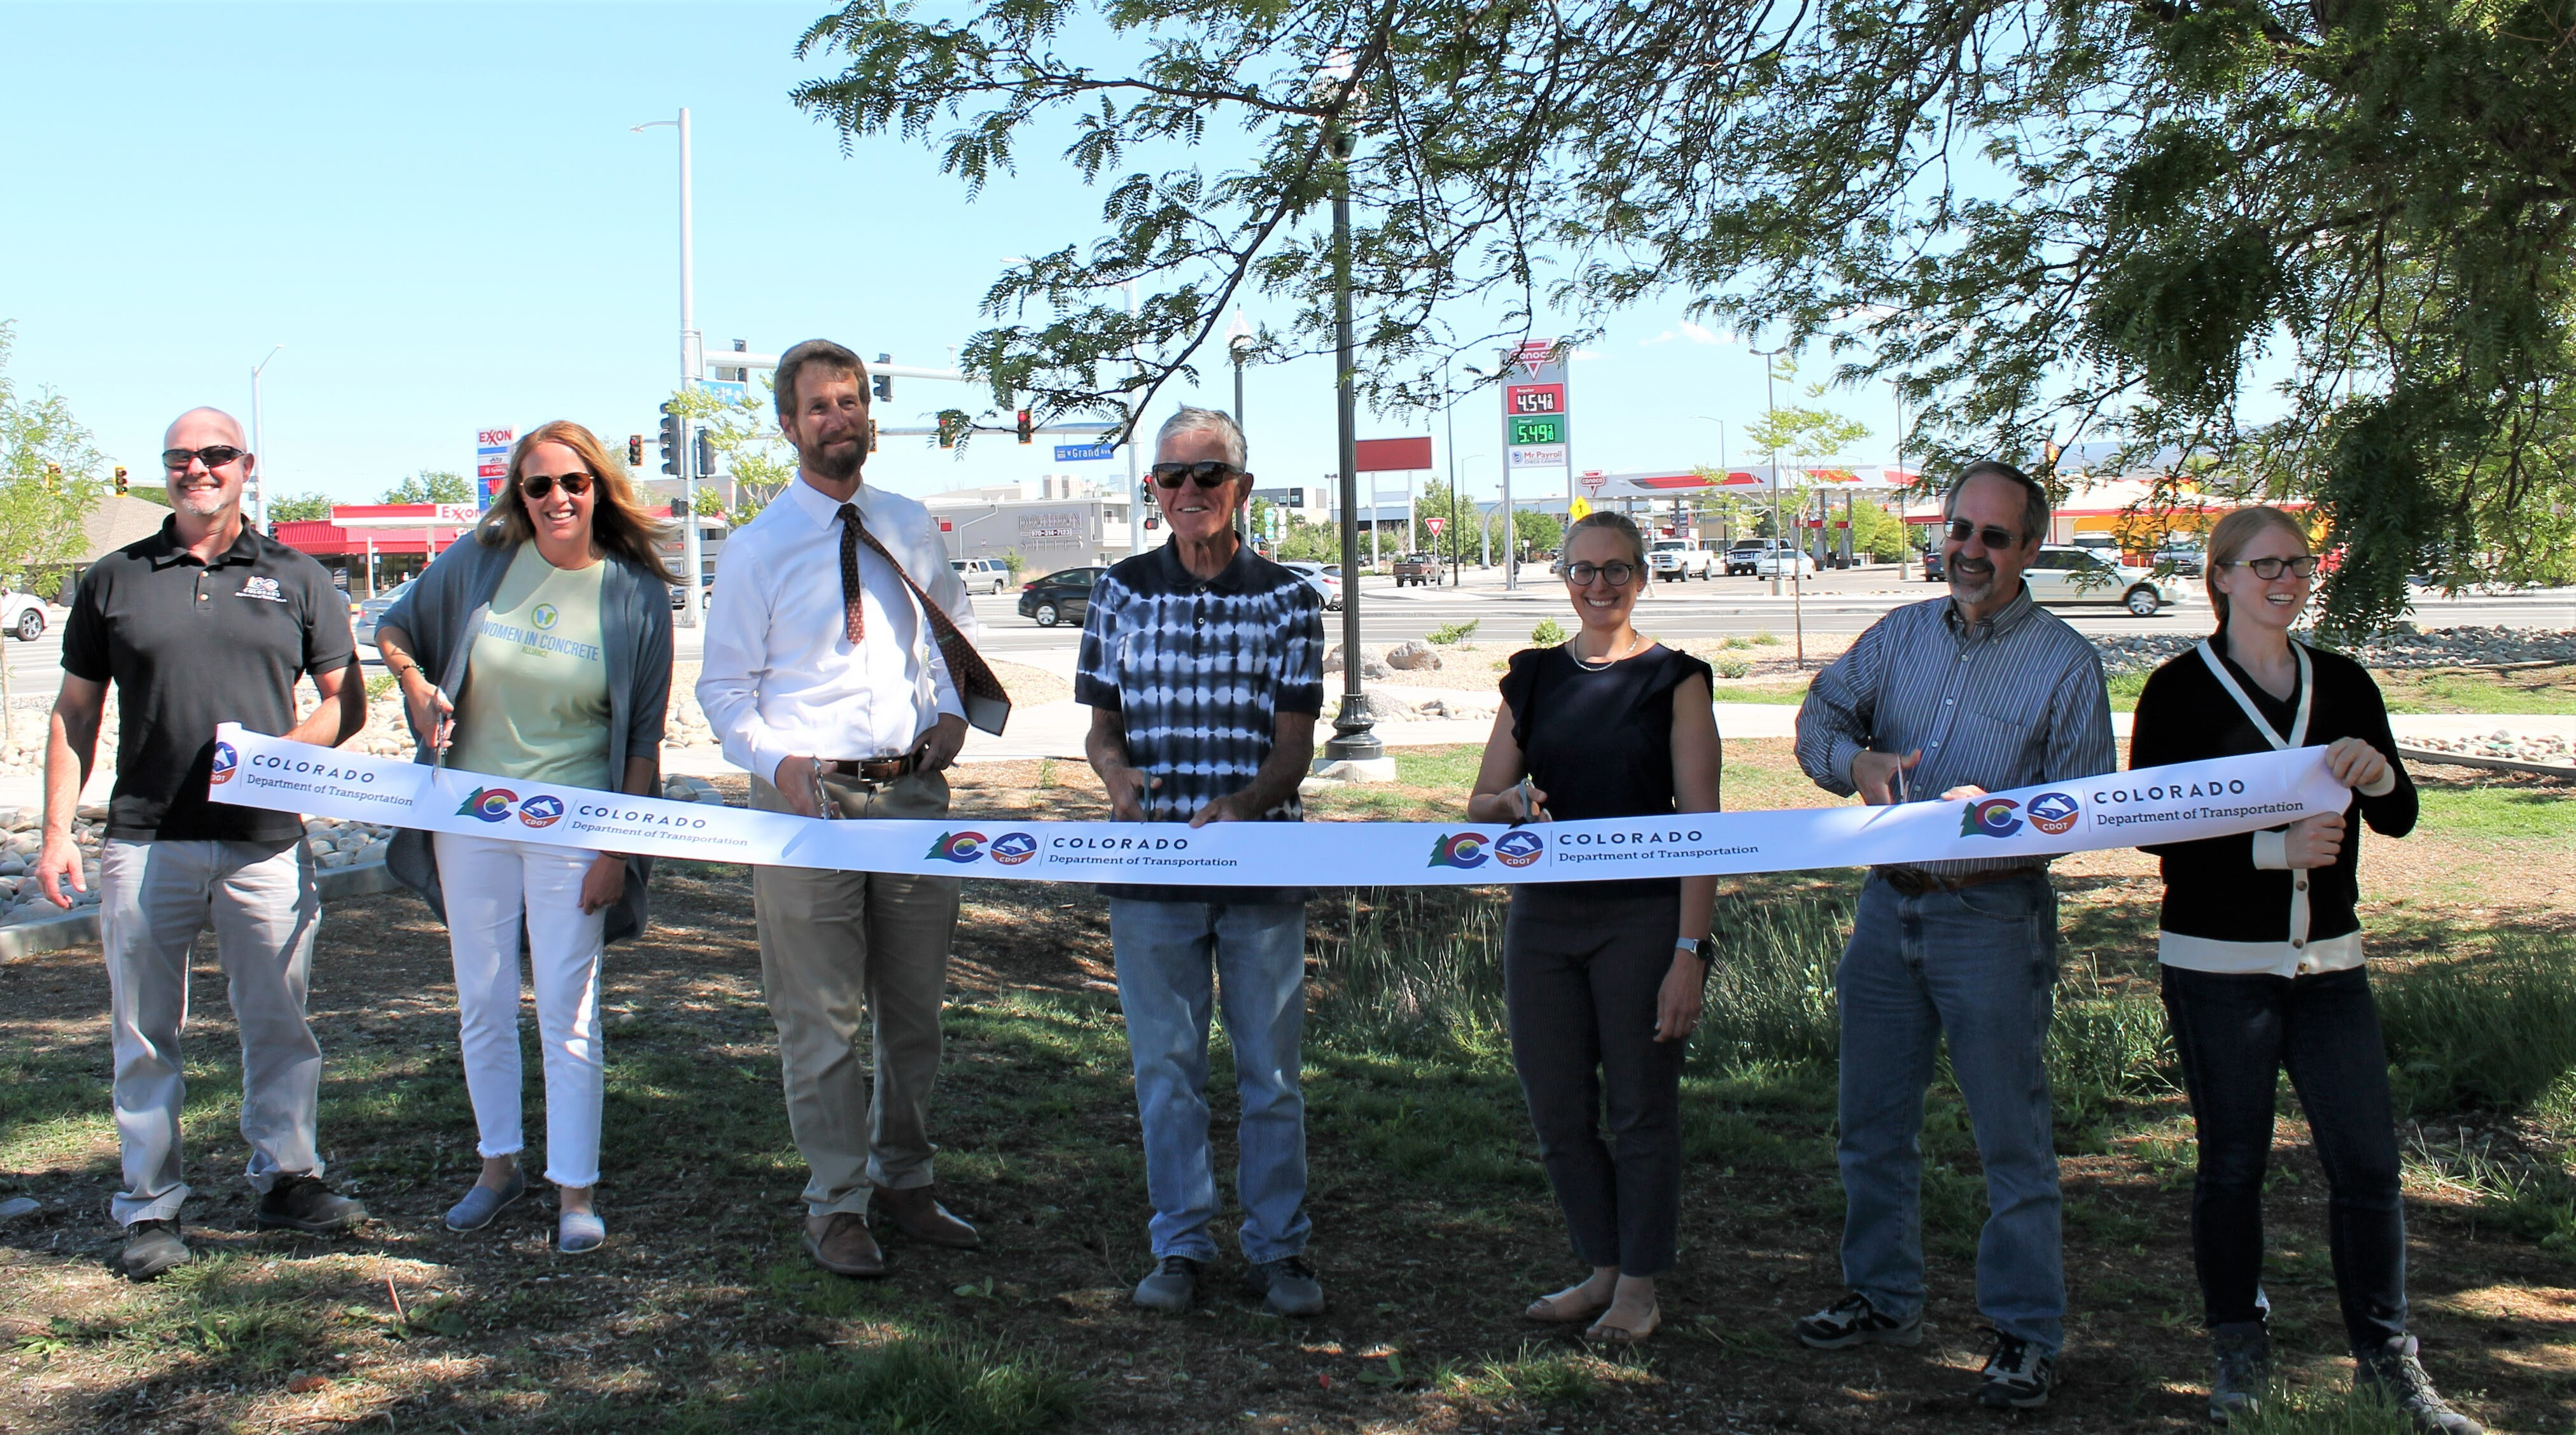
[988,832,1039,865]
[209,741,239,785]
[925,831,988,863]
[1961,797,2024,839]
[1427,832,1490,869]
[2026,792,2081,836]
[458,787,519,822]
[517,794,566,829]
[1492,830,1546,867]
[532,603,560,631]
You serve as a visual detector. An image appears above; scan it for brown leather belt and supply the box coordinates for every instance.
[822,753,921,784]
[1872,865,2038,896]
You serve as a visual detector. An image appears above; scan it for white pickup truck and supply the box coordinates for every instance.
[1647,538,1715,581]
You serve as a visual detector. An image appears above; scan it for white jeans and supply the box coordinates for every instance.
[433,832,608,1188]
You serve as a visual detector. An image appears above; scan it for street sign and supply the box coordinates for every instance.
[1569,498,1593,520]
[475,427,514,510]
[1054,441,1116,461]
[697,379,750,406]
[1506,383,1565,415]
[1425,516,1446,535]
[1508,444,1569,468]
[1508,414,1568,446]
[1579,470,1608,495]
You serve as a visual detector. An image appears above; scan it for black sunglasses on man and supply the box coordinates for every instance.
[161,445,250,471]
[1149,461,1251,489]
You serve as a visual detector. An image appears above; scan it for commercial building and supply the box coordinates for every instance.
[920,476,1135,578]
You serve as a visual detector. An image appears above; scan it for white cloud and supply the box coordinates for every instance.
[1571,347,1604,361]
[1642,330,1678,346]
[1678,321,1722,345]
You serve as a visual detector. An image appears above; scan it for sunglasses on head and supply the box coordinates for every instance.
[1944,517,2019,548]
[2226,554,2318,580]
[161,445,249,471]
[1563,561,1639,587]
[520,472,594,500]
[1149,461,1248,489]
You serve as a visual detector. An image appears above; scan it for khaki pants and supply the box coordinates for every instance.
[751,769,962,1217]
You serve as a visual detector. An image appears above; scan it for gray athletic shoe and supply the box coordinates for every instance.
[118,1219,191,1280]
[1794,1291,1923,1349]
[2211,1320,2270,1425]
[1133,1255,1201,1313]
[2355,1334,2482,1435]
[1245,1255,1326,1317]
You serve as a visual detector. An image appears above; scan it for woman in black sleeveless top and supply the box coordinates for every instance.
[1467,512,1721,1343]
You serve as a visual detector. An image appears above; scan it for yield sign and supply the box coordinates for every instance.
[1424,516,1446,534]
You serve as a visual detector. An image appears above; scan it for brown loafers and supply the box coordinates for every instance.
[872,1184,980,1249]
[803,1211,886,1277]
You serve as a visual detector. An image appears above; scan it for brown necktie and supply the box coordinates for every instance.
[850,520,1012,720]
[836,503,866,643]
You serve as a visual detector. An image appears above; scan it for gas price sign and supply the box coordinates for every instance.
[1506,384,1564,415]
[1509,414,1567,446]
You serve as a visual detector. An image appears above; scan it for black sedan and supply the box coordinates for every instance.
[1016,566,1105,627]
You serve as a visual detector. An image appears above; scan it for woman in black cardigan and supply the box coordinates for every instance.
[2131,507,2476,1434]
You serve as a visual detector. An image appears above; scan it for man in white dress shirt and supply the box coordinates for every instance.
[699,338,982,1277]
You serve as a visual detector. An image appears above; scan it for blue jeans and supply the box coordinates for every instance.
[1108,897,1311,1263]
[1836,870,2064,1352]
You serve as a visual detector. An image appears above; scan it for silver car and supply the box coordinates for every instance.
[352,579,414,647]
[2026,545,2167,615]
[1277,561,1344,610]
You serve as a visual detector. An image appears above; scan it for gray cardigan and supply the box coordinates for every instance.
[380,535,675,944]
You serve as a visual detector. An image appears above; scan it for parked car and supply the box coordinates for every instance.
[1277,560,1344,610]
[351,580,416,647]
[1725,539,1790,576]
[2154,542,2206,577]
[951,557,1012,595]
[1751,549,1817,580]
[1016,566,1106,627]
[1392,552,1445,587]
[1648,539,1715,581]
[0,587,48,642]
[1919,544,1945,582]
[2026,545,2168,615]
[668,572,716,609]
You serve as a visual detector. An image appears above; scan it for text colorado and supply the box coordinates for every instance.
[1557,828,1704,847]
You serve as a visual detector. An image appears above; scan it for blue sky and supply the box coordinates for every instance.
[1,1,1908,513]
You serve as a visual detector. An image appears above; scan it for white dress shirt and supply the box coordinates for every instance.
[697,475,977,785]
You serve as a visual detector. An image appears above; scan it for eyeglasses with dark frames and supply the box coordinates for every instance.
[160,445,249,472]
[519,472,596,500]
[1944,517,2019,549]
[1149,461,1249,489]
[2225,554,2318,580]
[1562,561,1639,587]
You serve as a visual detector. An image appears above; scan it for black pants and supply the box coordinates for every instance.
[1504,888,1686,1277]
[2161,963,2407,1350]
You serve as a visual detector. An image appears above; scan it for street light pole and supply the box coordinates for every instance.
[1323,117,1380,765]
[1444,359,1460,587]
[249,344,284,529]
[634,108,704,626]
[1751,347,1785,596]
[1228,308,1252,545]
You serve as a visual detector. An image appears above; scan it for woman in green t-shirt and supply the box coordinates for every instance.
[376,420,677,1254]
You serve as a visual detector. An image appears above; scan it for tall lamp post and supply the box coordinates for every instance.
[1751,346,1786,596]
[1317,58,1381,766]
[1227,308,1253,543]
[248,345,284,528]
[633,107,704,626]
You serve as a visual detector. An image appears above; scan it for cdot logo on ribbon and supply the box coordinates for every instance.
[1427,833,1490,869]
[209,741,240,786]
[1960,797,2024,839]
[988,832,1039,866]
[2026,791,2081,836]
[517,794,566,829]
[1492,830,1546,867]
[458,787,519,823]
[925,831,988,863]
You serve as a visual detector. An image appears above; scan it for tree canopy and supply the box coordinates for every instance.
[380,470,471,505]
[0,322,106,595]
[795,0,2576,633]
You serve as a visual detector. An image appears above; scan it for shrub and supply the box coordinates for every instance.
[1530,617,1568,647]
[2377,935,2576,1115]
[1715,657,1752,680]
[1751,629,1780,646]
[1427,618,1481,645]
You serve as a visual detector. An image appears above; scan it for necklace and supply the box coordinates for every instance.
[1573,630,1643,668]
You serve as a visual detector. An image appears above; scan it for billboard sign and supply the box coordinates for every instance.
[475,428,514,510]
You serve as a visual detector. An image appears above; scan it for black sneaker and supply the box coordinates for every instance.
[1793,1291,1923,1349]
[1132,1255,1201,1313]
[1245,1255,1326,1317]
[2210,1320,2271,1425]
[255,1174,370,1234]
[1980,1330,2056,1410]
[2355,1334,2482,1435]
[117,1219,192,1280]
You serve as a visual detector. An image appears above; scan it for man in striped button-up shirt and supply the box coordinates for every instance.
[1788,461,2114,1411]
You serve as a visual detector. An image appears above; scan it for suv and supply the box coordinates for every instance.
[2026,545,2168,615]
[1278,561,1343,609]
[1648,539,1714,581]
[1392,552,1445,587]
[1725,539,1789,576]
[950,557,1011,594]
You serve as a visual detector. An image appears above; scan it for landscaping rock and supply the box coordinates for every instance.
[1385,640,1443,671]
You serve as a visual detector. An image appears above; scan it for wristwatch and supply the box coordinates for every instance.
[1676,937,1714,967]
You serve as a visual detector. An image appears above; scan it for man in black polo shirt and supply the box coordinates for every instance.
[38,406,369,1280]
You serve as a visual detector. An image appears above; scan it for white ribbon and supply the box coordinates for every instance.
[208,723,2351,888]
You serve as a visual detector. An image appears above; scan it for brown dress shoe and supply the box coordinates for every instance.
[872,1184,980,1249]
[803,1212,886,1277]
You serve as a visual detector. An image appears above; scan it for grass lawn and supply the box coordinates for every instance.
[2,746,2572,1433]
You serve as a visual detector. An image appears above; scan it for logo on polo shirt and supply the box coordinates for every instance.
[1427,832,1490,869]
[517,794,566,829]
[1492,830,1545,867]
[458,787,519,822]
[237,576,286,603]
[532,603,560,631]
[1961,797,2024,839]
[988,832,1038,865]
[209,741,239,785]
[925,831,988,862]
[2026,791,2081,836]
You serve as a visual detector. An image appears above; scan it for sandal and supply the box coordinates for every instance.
[1525,1289,1614,1324]
[1585,1304,1662,1343]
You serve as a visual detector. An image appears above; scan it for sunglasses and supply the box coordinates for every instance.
[1944,518,2019,548]
[161,445,249,471]
[1149,461,1249,489]
[1563,561,1639,587]
[2225,555,2318,580]
[520,472,595,500]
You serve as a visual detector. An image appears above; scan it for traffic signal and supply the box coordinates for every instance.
[868,419,879,453]
[694,429,716,478]
[113,466,128,495]
[44,462,59,489]
[659,403,682,476]
[627,435,643,468]
[1016,409,1033,445]
[872,353,892,403]
[936,410,967,449]
[672,496,692,518]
